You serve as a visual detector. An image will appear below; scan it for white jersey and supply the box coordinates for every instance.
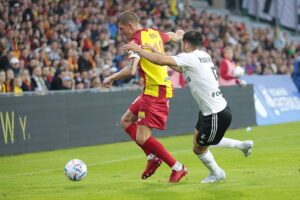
[172,50,227,116]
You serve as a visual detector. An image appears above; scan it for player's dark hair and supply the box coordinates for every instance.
[183,31,203,48]
[116,11,139,25]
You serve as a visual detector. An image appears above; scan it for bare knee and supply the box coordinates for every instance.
[120,110,137,129]
[136,135,149,145]
[136,125,152,145]
[120,115,131,129]
[193,141,208,155]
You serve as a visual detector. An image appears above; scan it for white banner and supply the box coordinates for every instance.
[242,0,300,30]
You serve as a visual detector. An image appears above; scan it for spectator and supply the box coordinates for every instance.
[6,57,21,75]
[48,40,62,61]
[51,69,66,90]
[20,68,32,91]
[90,76,103,88]
[75,79,85,90]
[78,51,92,72]
[219,47,244,86]
[41,67,52,89]
[243,57,256,75]
[62,76,73,90]
[5,69,14,92]
[0,69,6,92]
[13,76,23,94]
[31,66,48,92]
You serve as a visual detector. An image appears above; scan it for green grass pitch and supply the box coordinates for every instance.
[0,122,300,200]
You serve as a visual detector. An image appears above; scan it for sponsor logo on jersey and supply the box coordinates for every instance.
[212,90,223,97]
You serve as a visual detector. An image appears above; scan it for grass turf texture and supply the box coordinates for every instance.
[0,122,299,200]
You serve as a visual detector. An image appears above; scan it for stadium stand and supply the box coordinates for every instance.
[0,0,299,94]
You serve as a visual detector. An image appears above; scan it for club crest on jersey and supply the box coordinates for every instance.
[150,33,158,39]
[186,76,191,83]
[138,111,145,118]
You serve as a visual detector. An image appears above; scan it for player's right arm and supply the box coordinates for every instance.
[103,56,139,88]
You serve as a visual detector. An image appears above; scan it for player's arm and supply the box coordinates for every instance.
[103,56,139,88]
[167,30,185,42]
[123,43,183,73]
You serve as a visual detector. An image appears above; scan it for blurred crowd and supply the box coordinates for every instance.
[0,0,300,94]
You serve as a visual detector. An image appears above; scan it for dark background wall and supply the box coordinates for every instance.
[0,85,256,156]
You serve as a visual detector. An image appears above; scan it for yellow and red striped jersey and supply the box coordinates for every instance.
[129,28,173,98]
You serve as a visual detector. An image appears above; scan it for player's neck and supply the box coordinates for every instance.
[185,47,198,53]
[134,25,142,32]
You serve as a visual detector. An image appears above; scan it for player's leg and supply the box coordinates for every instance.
[210,137,254,157]
[138,125,187,183]
[137,95,187,182]
[193,129,225,183]
[193,109,233,183]
[120,96,156,159]
[120,108,138,139]
[121,107,161,179]
[208,106,253,156]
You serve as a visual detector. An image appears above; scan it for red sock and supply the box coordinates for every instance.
[125,124,137,140]
[142,136,177,167]
[125,124,151,156]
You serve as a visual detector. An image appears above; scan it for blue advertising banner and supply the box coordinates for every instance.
[241,75,300,125]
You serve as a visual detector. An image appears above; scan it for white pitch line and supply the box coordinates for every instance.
[0,149,190,179]
[253,132,300,142]
[1,133,299,179]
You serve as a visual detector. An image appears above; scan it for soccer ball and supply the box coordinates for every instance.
[64,159,87,181]
[233,66,245,77]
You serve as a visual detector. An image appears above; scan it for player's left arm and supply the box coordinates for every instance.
[103,56,139,88]
[123,43,183,73]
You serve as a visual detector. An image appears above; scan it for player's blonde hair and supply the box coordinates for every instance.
[116,11,139,26]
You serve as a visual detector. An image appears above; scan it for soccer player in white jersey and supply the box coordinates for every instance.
[123,30,254,183]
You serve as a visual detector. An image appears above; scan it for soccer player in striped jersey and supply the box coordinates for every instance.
[123,30,254,183]
[103,11,187,183]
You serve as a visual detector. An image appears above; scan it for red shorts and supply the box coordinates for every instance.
[129,94,169,130]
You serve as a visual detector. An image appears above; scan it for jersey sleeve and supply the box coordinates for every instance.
[171,53,191,69]
[128,33,142,60]
[159,31,170,44]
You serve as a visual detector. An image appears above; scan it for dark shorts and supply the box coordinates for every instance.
[129,94,169,130]
[195,106,232,146]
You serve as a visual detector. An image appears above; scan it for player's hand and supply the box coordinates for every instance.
[123,43,141,53]
[176,30,185,39]
[103,77,112,88]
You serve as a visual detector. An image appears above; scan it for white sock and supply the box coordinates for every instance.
[210,137,243,149]
[147,153,155,160]
[171,161,183,171]
[198,150,222,175]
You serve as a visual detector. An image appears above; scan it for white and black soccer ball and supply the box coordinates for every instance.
[233,66,245,78]
[64,159,87,181]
